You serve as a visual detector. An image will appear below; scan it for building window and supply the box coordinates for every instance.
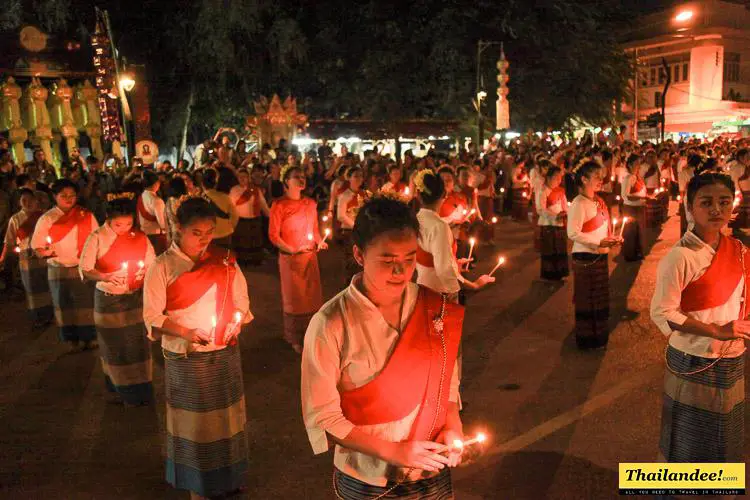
[683,63,689,81]
[654,92,662,107]
[673,65,680,82]
[650,68,657,86]
[658,68,665,85]
[724,53,740,83]
[640,70,648,87]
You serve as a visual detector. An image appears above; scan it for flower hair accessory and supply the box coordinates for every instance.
[279,164,297,182]
[106,192,135,202]
[413,169,434,196]
[173,193,211,212]
[571,156,595,175]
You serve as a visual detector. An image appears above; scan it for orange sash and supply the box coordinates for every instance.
[630,177,645,194]
[680,236,750,313]
[137,194,157,223]
[166,246,237,345]
[16,212,42,241]
[416,240,458,267]
[236,186,262,215]
[581,196,609,234]
[339,288,464,440]
[94,230,149,291]
[48,206,93,257]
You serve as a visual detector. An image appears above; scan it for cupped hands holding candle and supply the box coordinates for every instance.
[317,228,331,251]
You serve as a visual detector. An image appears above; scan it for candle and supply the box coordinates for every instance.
[138,260,145,269]
[462,209,468,216]
[307,232,313,241]
[500,187,505,194]
[466,237,476,270]
[404,187,410,196]
[121,262,128,271]
[210,315,217,344]
[611,217,618,236]
[45,236,52,246]
[618,216,629,239]
[489,256,506,276]
[469,208,476,216]
[522,191,528,199]
[322,215,329,222]
[677,194,682,202]
[318,228,331,250]
[616,195,621,201]
[491,216,498,224]
[450,432,488,451]
[14,246,21,254]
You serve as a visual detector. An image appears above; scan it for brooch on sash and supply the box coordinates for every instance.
[432,293,447,334]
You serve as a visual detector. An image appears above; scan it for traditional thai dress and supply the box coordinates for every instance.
[475,169,495,241]
[137,190,168,254]
[567,195,611,349]
[640,163,661,228]
[204,189,239,249]
[328,178,349,242]
[143,243,251,497]
[536,186,569,280]
[164,196,180,247]
[302,279,462,499]
[439,190,470,255]
[79,225,156,404]
[658,158,674,223]
[229,184,267,265]
[337,188,369,279]
[730,163,750,246]
[31,205,99,344]
[416,208,462,299]
[380,181,408,196]
[651,232,747,462]
[621,173,647,261]
[4,209,53,324]
[677,166,695,237]
[269,196,324,348]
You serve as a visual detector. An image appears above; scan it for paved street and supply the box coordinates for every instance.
[1,205,745,499]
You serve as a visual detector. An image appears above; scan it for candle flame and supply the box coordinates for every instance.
[498,256,506,265]
[324,228,331,236]
[234,311,242,322]
[500,188,505,193]
[46,236,52,245]
[677,195,682,202]
[476,433,487,443]
[491,216,498,224]
[138,260,145,268]
[121,262,128,270]
[404,187,410,195]
[469,208,476,215]
[462,209,468,215]
[623,216,629,224]
[522,192,528,199]
[616,195,621,201]
[469,237,476,245]
[211,315,217,327]
[307,233,313,241]
[14,246,21,253]
[610,176,615,182]
[452,439,464,449]
[322,215,329,222]
[612,218,618,226]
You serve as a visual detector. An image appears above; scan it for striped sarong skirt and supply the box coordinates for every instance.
[334,469,453,499]
[94,289,152,405]
[572,253,609,349]
[48,265,96,343]
[660,346,744,462]
[539,225,569,280]
[233,217,265,265]
[645,197,661,229]
[511,188,528,222]
[165,345,248,497]
[18,251,53,324]
[622,205,646,262]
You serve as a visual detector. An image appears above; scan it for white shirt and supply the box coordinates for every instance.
[142,242,252,354]
[640,163,660,190]
[4,210,38,251]
[337,189,363,229]
[730,162,750,193]
[31,206,99,267]
[138,190,167,236]
[678,167,695,194]
[536,186,566,227]
[621,173,646,207]
[567,195,609,255]
[229,184,267,219]
[301,278,459,487]
[79,223,156,294]
[650,231,746,358]
[416,209,463,294]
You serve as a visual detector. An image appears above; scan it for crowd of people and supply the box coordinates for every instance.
[0,129,749,499]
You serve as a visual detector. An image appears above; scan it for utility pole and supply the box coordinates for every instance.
[660,57,671,143]
[475,40,501,151]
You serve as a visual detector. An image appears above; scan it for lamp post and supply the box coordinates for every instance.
[476,40,501,151]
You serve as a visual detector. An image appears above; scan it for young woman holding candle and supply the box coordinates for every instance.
[143,197,252,499]
[0,188,53,330]
[621,153,648,262]
[415,169,495,300]
[269,165,325,353]
[137,170,168,254]
[677,154,701,237]
[32,179,99,350]
[437,167,471,258]
[536,166,569,281]
[650,172,749,464]
[337,166,371,280]
[567,160,622,350]
[302,196,466,499]
[729,148,750,245]
[230,167,270,265]
[79,193,156,406]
